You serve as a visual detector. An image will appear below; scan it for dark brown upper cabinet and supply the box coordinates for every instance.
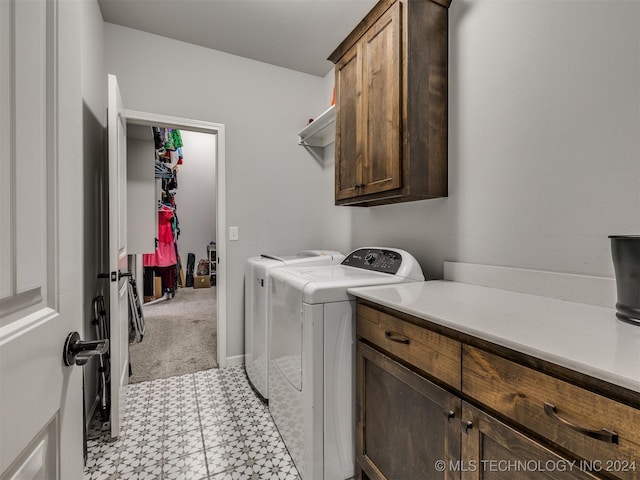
[329,0,451,206]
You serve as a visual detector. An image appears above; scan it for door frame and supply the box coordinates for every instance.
[124,109,228,367]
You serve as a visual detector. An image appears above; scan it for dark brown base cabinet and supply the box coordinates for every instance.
[357,341,461,480]
[355,302,640,480]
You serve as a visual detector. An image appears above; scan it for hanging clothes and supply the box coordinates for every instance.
[152,127,164,150]
[170,129,183,149]
[143,207,177,268]
[145,126,184,298]
[152,127,185,164]
[154,265,177,290]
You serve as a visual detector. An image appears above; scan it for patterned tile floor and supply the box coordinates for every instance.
[84,366,301,480]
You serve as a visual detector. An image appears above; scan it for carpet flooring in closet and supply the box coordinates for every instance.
[129,287,218,383]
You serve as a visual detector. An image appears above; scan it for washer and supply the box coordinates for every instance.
[244,250,345,400]
[268,248,424,480]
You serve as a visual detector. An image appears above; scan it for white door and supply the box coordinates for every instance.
[0,0,84,478]
[107,74,129,440]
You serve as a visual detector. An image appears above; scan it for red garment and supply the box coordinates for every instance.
[143,209,177,267]
[158,209,174,243]
[155,266,176,290]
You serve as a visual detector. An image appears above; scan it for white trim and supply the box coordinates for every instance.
[122,109,227,368]
[443,261,616,309]
[225,354,245,368]
[124,110,223,135]
[215,126,227,367]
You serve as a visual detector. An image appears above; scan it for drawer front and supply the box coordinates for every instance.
[356,303,461,389]
[463,346,640,480]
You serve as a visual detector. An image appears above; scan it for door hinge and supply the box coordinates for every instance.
[111,271,117,282]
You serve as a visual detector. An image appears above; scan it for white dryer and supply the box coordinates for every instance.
[268,248,424,480]
[244,250,344,400]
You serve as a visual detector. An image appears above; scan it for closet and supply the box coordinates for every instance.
[122,112,220,383]
[127,125,217,299]
[127,125,184,302]
[126,124,219,382]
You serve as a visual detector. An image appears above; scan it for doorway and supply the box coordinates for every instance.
[127,126,219,383]
[124,110,228,373]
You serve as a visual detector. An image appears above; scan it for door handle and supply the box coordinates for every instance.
[63,331,109,366]
[98,271,132,281]
[384,330,410,344]
[98,271,117,281]
[543,402,618,444]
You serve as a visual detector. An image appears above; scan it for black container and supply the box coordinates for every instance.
[609,235,640,325]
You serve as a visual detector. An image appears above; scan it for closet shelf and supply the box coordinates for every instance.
[297,105,335,148]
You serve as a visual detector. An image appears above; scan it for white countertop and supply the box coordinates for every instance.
[348,281,640,394]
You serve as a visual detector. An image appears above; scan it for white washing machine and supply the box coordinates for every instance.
[268,248,424,480]
[244,250,344,400]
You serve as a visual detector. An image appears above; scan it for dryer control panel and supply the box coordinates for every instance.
[341,248,403,274]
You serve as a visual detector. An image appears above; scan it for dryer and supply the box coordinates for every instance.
[244,250,344,400]
[268,248,424,480]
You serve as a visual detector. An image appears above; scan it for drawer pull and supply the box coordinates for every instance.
[543,402,619,444]
[384,330,410,344]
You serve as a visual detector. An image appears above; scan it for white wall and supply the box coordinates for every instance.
[127,125,156,255]
[175,130,217,266]
[104,0,639,364]
[80,0,107,427]
[105,24,338,361]
[340,0,640,281]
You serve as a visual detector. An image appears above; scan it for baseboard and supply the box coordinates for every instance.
[443,261,616,308]
[225,354,245,367]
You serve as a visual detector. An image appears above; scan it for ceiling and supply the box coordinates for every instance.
[98,0,378,77]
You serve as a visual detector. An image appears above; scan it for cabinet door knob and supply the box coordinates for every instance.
[447,410,455,422]
[464,421,473,433]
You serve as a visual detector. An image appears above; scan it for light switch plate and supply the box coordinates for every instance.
[229,226,239,241]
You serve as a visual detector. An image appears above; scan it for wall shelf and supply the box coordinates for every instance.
[297,105,335,147]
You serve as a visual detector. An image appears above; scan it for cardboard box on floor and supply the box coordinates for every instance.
[144,277,164,303]
[193,275,210,289]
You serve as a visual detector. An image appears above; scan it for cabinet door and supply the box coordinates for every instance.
[361,1,402,196]
[335,42,362,201]
[357,341,461,480]
[461,402,601,480]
